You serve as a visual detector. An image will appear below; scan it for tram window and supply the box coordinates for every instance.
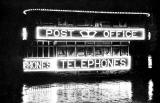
[33,47,37,57]
[57,42,66,46]
[67,42,75,45]
[86,47,94,57]
[50,47,53,57]
[32,41,37,46]
[121,46,129,56]
[38,41,43,45]
[27,47,33,57]
[67,47,75,56]
[95,42,111,45]
[57,47,67,57]
[95,47,104,56]
[86,42,94,45]
[103,42,111,45]
[38,47,42,57]
[77,47,85,57]
[44,47,48,57]
[112,46,120,56]
[95,42,103,45]
[121,42,129,45]
[44,41,48,46]
[112,42,120,45]
[104,47,111,56]
[76,42,85,45]
[49,42,54,46]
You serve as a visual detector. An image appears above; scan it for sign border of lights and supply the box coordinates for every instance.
[23,56,131,72]
[36,26,145,40]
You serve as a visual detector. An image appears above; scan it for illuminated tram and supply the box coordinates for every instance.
[21,9,152,73]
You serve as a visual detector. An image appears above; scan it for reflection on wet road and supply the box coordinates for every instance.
[22,79,153,103]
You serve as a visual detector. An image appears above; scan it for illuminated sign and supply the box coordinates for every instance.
[23,56,131,72]
[36,26,145,40]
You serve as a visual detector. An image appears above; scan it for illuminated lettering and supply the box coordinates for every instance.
[23,57,131,71]
[110,31,116,37]
[67,60,73,68]
[101,59,107,68]
[53,30,60,37]
[125,31,132,38]
[108,59,114,67]
[60,59,67,69]
[46,29,52,36]
[68,30,74,37]
[88,59,94,68]
[114,59,120,67]
[103,31,110,37]
[37,27,145,40]
[95,59,101,68]
[61,30,67,37]
[120,59,127,67]
[81,60,87,68]
[116,31,123,37]
[132,31,138,37]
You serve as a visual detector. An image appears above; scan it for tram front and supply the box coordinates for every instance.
[21,9,151,74]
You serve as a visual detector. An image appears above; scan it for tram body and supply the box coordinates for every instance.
[21,9,151,73]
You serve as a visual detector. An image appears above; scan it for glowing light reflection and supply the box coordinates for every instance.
[148,79,153,101]
[22,81,132,103]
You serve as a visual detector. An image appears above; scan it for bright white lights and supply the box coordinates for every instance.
[22,27,28,40]
[148,55,152,69]
[22,85,58,103]
[148,32,151,40]
[36,26,145,40]
[23,56,131,72]
[148,79,153,101]
[23,9,150,17]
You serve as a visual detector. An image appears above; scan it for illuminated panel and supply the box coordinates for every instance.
[36,26,145,40]
[22,81,132,103]
[23,56,131,72]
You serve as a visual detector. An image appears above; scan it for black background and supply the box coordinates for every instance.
[0,0,160,102]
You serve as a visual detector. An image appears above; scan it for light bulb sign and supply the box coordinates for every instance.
[36,26,145,40]
[23,56,131,72]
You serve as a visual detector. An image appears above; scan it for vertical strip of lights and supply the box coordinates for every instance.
[22,27,28,40]
[148,55,152,69]
[148,79,153,101]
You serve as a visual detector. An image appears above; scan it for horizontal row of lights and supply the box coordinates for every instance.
[23,9,150,17]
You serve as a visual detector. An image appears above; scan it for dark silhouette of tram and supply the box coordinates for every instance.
[21,9,153,74]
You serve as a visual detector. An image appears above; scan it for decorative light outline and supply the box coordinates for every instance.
[23,9,150,17]
[36,26,145,40]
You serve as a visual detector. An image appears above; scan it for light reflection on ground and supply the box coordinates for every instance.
[22,79,152,103]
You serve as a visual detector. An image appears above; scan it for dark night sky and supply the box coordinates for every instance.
[1,0,160,80]
[1,0,153,11]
